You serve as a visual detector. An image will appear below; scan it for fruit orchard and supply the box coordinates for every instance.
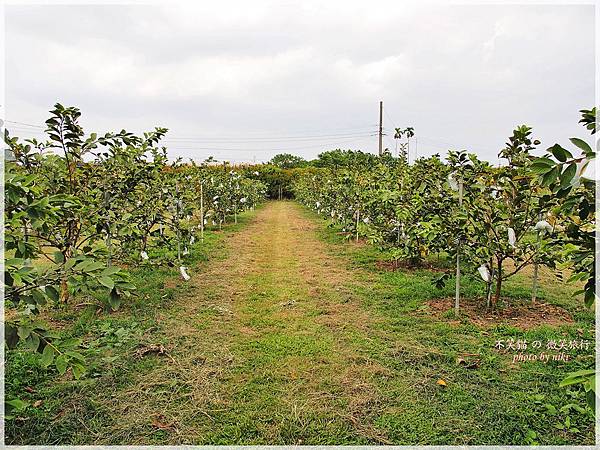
[3,105,597,444]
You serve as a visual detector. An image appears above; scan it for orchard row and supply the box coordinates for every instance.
[293,110,596,311]
[5,104,267,375]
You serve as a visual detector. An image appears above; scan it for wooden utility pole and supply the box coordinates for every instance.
[378,101,383,156]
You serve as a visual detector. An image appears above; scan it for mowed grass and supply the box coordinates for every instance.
[5,201,595,445]
[306,207,595,445]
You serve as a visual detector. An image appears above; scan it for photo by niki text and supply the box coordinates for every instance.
[494,338,593,364]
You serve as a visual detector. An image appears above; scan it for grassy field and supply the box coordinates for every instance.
[5,201,595,445]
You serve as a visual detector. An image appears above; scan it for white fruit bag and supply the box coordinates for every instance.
[478,264,491,283]
[179,266,191,281]
[447,172,459,191]
[534,220,553,234]
[507,228,516,248]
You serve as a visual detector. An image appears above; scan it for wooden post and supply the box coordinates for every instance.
[378,101,383,156]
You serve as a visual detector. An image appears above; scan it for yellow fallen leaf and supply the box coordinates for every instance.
[437,379,447,386]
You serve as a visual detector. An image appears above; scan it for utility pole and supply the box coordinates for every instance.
[378,101,383,156]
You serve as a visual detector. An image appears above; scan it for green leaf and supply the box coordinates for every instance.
[17,326,31,340]
[542,166,560,187]
[569,137,592,154]
[549,144,572,162]
[45,285,59,302]
[24,333,41,352]
[6,398,29,411]
[531,157,554,167]
[584,288,595,308]
[5,324,19,349]
[100,266,121,277]
[55,355,68,374]
[108,288,121,311]
[560,163,577,188]
[31,288,47,306]
[98,276,115,290]
[85,261,105,272]
[530,159,555,174]
[65,350,85,363]
[559,369,595,387]
[585,390,596,410]
[40,344,55,368]
[53,251,65,264]
[72,363,86,379]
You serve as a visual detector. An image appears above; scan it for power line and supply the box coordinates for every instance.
[383,109,399,132]
[163,131,376,143]
[4,118,377,134]
[4,120,45,129]
[4,119,377,141]
[166,135,374,152]
[169,124,378,138]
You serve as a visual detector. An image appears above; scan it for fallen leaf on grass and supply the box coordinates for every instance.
[437,379,447,386]
[134,344,168,358]
[33,400,43,408]
[151,414,176,431]
[457,356,481,369]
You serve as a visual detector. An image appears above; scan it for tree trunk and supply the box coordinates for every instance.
[142,232,148,252]
[59,248,71,303]
[485,282,492,309]
[531,261,539,304]
[493,258,503,306]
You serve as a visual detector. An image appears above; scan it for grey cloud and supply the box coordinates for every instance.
[5,1,595,165]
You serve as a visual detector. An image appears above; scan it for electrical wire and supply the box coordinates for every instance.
[166,135,375,152]
[4,120,45,129]
[163,131,377,143]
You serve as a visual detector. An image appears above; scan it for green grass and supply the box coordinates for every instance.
[5,210,258,445]
[5,202,595,445]
[303,207,595,445]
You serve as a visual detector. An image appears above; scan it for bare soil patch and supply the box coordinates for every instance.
[424,296,573,329]
[375,259,448,272]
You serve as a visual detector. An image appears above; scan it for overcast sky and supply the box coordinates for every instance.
[4,1,595,165]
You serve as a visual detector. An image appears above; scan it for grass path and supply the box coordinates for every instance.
[105,201,389,444]
[10,200,593,445]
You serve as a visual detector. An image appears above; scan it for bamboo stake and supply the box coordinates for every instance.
[200,181,204,243]
[532,212,542,303]
[176,183,181,263]
[455,180,463,317]
[104,185,112,267]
